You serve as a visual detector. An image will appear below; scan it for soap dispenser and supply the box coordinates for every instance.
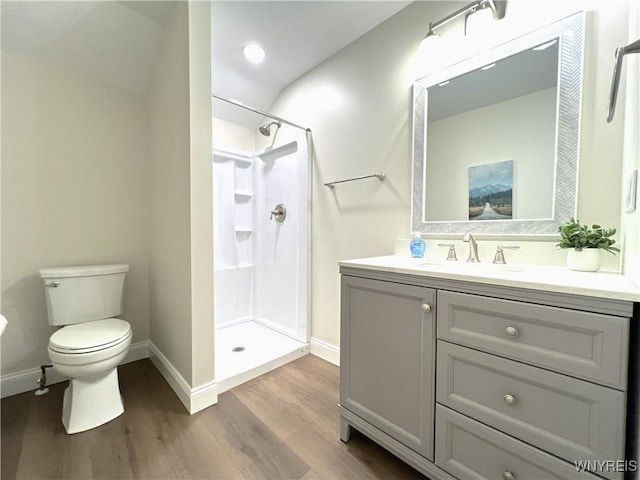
[410,232,425,258]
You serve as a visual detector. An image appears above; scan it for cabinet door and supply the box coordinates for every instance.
[340,275,436,460]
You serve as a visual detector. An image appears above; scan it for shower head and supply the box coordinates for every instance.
[259,121,281,136]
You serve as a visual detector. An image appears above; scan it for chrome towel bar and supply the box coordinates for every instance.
[607,38,640,122]
[324,173,385,189]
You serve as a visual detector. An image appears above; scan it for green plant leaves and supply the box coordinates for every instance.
[557,218,620,255]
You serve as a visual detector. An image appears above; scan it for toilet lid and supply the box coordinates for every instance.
[49,318,131,354]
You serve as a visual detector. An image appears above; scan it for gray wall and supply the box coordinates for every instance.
[1,52,150,376]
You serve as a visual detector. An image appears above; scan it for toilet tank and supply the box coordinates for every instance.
[39,264,129,326]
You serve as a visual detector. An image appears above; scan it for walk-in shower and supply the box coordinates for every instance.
[212,94,311,393]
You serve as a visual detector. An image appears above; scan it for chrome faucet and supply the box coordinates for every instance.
[462,233,480,263]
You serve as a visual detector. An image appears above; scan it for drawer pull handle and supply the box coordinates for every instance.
[504,394,517,406]
[502,470,516,480]
[421,303,431,313]
[505,326,519,338]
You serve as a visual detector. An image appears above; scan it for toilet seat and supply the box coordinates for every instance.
[49,318,131,354]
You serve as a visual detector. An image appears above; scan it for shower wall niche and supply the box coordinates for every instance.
[212,119,310,392]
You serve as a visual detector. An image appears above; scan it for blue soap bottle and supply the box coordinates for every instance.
[410,232,425,258]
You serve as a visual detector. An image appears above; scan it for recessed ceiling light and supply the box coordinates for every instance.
[243,43,266,64]
[533,40,558,51]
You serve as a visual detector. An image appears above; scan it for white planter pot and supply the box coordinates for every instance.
[566,248,601,272]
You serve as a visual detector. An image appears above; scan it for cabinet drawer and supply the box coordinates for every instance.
[437,341,625,479]
[437,290,629,389]
[435,405,601,480]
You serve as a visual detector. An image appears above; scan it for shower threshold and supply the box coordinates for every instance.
[215,320,309,394]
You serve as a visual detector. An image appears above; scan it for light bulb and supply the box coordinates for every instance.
[465,7,494,37]
[243,43,266,64]
[420,31,441,54]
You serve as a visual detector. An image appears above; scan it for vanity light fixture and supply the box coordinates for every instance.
[420,27,442,52]
[420,0,506,48]
[465,2,496,35]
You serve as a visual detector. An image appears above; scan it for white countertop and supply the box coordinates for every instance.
[339,255,640,302]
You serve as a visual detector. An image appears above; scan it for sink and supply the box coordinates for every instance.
[416,260,523,273]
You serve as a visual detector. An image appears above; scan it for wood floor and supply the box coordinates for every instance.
[1,355,427,479]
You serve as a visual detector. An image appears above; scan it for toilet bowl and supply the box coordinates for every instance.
[48,318,132,434]
[39,264,131,434]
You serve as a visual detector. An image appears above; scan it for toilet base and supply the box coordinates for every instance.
[62,368,124,434]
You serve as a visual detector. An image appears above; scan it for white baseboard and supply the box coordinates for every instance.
[148,341,218,414]
[1,363,68,399]
[124,341,150,364]
[190,379,219,414]
[0,340,150,399]
[310,337,339,366]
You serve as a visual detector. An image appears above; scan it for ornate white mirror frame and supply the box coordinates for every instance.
[412,12,585,235]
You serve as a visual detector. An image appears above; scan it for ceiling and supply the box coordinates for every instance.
[1,1,172,94]
[2,1,411,128]
[211,1,411,127]
[427,40,559,121]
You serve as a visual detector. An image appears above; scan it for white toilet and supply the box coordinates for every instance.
[39,264,132,434]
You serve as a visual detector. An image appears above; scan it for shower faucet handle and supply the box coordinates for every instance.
[270,203,286,222]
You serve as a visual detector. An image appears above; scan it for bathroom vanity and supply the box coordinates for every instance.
[339,256,640,480]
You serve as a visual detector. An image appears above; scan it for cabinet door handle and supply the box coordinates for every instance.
[503,394,517,406]
[421,303,431,313]
[502,470,516,480]
[505,326,519,338]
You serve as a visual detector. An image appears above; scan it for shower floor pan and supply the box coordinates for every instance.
[215,320,309,394]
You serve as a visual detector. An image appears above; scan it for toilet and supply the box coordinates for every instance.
[39,264,132,434]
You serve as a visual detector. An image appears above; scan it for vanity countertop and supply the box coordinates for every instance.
[339,255,640,302]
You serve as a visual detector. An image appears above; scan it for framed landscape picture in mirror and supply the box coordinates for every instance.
[468,160,514,221]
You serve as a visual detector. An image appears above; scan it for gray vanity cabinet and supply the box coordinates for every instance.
[339,266,636,480]
[339,275,436,460]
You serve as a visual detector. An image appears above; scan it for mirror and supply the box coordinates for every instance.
[412,12,585,235]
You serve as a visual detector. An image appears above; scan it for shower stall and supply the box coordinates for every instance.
[212,98,311,393]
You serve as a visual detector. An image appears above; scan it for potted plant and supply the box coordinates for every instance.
[557,218,620,271]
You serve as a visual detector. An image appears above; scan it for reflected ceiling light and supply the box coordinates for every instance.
[420,0,506,47]
[243,43,266,64]
[533,39,558,51]
[480,62,496,70]
[438,80,450,87]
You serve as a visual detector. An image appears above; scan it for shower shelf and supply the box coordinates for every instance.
[235,227,253,234]
[256,141,298,162]
[234,191,253,199]
[213,149,252,166]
